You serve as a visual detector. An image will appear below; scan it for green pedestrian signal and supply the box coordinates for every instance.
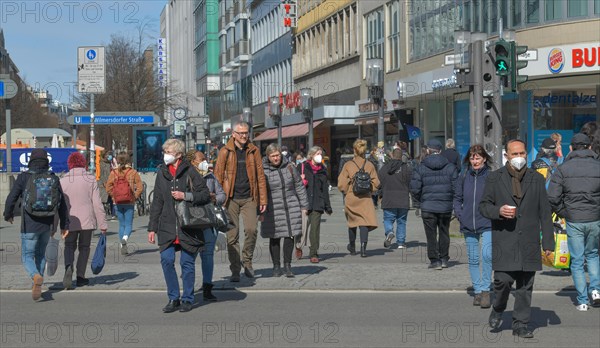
[494,40,511,77]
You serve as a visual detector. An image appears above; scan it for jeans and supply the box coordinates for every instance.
[566,221,600,305]
[383,208,409,244]
[200,228,217,285]
[160,244,197,303]
[21,231,51,279]
[115,204,135,241]
[421,211,451,262]
[464,231,492,293]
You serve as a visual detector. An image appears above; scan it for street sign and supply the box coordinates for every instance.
[0,76,18,99]
[78,46,105,93]
[173,121,186,136]
[67,113,158,125]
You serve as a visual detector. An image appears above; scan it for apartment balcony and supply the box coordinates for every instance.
[234,40,250,63]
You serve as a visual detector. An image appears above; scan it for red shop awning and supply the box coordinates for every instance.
[254,120,324,141]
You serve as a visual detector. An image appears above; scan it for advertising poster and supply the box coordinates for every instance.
[133,127,169,172]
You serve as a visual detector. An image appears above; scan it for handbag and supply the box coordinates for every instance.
[176,200,232,232]
[44,236,60,276]
[91,234,107,275]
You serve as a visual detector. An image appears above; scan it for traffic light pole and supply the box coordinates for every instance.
[471,39,484,145]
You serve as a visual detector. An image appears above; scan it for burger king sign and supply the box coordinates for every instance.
[548,48,565,74]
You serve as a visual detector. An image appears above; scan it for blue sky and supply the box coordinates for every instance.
[1,0,167,103]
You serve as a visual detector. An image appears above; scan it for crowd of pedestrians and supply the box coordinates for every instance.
[3,120,599,334]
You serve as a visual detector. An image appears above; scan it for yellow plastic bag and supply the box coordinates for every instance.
[542,232,570,269]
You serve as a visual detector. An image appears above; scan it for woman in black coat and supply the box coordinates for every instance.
[148,139,211,313]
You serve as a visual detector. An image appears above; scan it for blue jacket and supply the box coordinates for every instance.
[453,165,492,234]
[410,154,458,213]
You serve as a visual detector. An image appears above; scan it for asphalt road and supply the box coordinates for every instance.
[1,291,598,348]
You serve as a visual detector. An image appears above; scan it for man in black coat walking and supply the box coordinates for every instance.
[479,139,555,339]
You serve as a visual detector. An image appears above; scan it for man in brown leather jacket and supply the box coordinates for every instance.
[214,122,268,282]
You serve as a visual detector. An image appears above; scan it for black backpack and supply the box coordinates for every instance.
[23,171,61,217]
[351,160,372,196]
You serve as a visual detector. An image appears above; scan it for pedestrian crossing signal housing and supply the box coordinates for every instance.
[511,42,529,92]
[494,40,511,77]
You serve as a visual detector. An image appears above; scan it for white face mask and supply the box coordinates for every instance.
[198,160,209,172]
[313,154,323,164]
[163,154,176,165]
[510,157,527,170]
[281,151,288,156]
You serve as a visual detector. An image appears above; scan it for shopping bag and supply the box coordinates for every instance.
[214,231,227,252]
[541,225,570,269]
[91,234,107,275]
[44,236,60,276]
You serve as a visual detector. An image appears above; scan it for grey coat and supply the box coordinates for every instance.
[260,157,309,239]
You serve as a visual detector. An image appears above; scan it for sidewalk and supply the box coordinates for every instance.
[0,190,575,292]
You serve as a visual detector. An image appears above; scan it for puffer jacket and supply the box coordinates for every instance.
[378,159,412,209]
[453,165,492,234]
[547,149,600,222]
[260,157,308,239]
[60,168,108,231]
[148,160,211,254]
[410,154,458,213]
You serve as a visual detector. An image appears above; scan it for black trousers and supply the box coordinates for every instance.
[493,270,536,329]
[421,211,451,262]
[269,238,294,265]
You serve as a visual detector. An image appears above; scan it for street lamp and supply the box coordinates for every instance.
[300,87,313,148]
[269,96,282,146]
[203,117,210,160]
[366,58,384,145]
[242,107,253,139]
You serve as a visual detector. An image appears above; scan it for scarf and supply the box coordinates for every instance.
[309,161,322,174]
[506,163,526,206]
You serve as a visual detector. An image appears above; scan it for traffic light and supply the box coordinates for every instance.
[494,40,511,77]
[510,42,529,92]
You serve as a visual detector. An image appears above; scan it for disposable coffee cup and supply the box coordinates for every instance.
[507,205,517,217]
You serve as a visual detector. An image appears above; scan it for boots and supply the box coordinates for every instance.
[360,242,368,257]
[347,242,356,255]
[283,263,294,278]
[272,263,282,277]
[203,283,218,302]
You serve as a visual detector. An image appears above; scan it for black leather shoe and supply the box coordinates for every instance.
[76,277,89,287]
[244,267,255,278]
[488,308,503,329]
[283,263,294,278]
[272,264,282,277]
[202,283,218,302]
[230,273,240,282]
[179,301,193,312]
[162,300,181,313]
[360,242,367,257]
[441,259,449,268]
[347,243,356,255]
[512,327,534,338]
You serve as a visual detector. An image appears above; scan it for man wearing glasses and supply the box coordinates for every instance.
[214,122,268,282]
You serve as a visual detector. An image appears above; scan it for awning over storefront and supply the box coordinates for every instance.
[254,120,324,141]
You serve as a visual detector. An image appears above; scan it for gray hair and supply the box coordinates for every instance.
[234,121,250,131]
[265,143,281,156]
[446,138,455,149]
[162,138,185,155]
[306,146,323,160]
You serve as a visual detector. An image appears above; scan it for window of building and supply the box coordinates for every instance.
[526,0,539,23]
[568,0,588,17]
[596,0,600,14]
[235,18,248,41]
[388,0,401,71]
[545,0,563,21]
[365,9,383,60]
[511,0,522,27]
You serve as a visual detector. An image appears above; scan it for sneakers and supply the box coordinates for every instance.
[32,274,43,301]
[384,232,395,248]
[63,265,73,289]
[441,259,449,268]
[488,308,503,329]
[591,290,600,306]
[120,240,128,255]
[576,303,589,311]
[397,244,406,249]
[428,261,442,270]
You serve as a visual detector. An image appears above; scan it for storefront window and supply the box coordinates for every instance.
[533,90,597,132]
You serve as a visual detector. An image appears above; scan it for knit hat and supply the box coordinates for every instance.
[571,133,591,146]
[30,148,48,161]
[67,152,87,170]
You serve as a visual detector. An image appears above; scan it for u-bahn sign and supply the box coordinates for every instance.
[68,112,158,125]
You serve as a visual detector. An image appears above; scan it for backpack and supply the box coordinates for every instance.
[23,171,61,217]
[112,169,135,204]
[351,160,372,196]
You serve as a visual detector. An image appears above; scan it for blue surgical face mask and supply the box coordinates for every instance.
[107,155,113,161]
